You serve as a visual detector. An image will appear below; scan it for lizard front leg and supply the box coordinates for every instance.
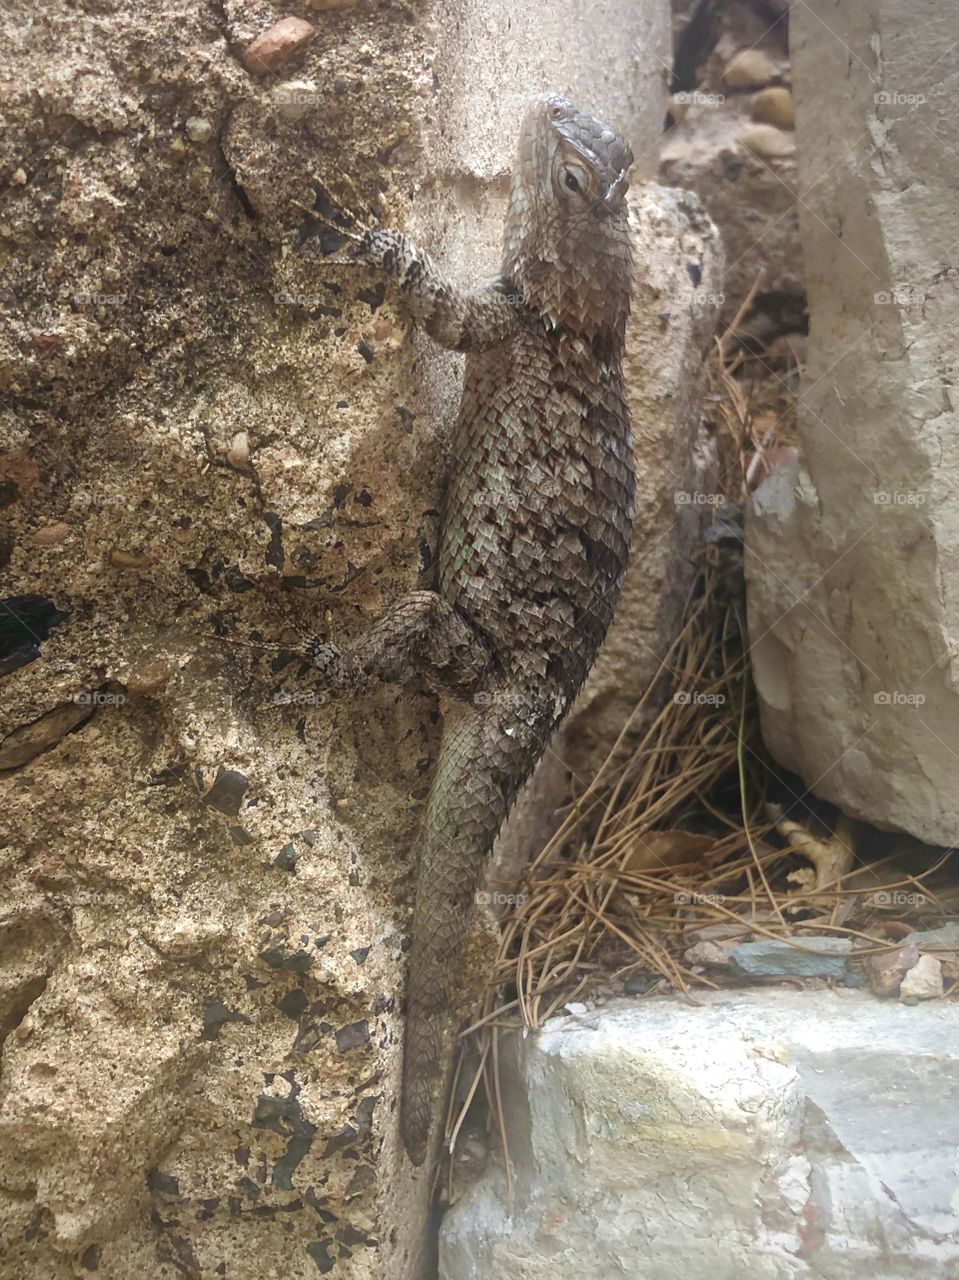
[306,589,490,701]
[357,228,520,352]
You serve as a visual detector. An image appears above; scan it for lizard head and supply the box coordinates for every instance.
[502,93,634,342]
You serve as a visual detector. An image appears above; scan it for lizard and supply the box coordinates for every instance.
[308,93,636,1166]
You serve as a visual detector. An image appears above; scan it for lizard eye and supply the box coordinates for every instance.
[561,163,589,196]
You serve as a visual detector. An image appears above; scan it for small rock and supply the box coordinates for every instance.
[684,939,737,967]
[185,116,213,143]
[260,945,314,973]
[202,766,249,817]
[900,954,944,1002]
[749,87,795,130]
[564,1002,588,1015]
[335,1020,370,1053]
[251,1094,290,1130]
[0,701,94,770]
[201,1001,250,1041]
[12,167,27,185]
[723,48,778,89]
[242,17,316,76]
[906,925,959,984]
[623,975,658,996]
[903,922,959,950]
[741,123,796,161]
[273,79,320,121]
[226,430,250,470]
[277,989,309,1020]
[127,659,174,697]
[109,549,155,570]
[728,936,852,979]
[274,843,298,872]
[866,942,919,997]
[147,1169,180,1196]
[31,521,71,547]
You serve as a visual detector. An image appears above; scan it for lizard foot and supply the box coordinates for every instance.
[295,179,382,262]
[301,636,348,686]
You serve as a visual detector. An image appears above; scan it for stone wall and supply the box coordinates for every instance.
[0,2,673,1277]
[440,991,959,1278]
[746,0,959,846]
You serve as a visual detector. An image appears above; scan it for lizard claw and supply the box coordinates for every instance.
[295,179,383,260]
[218,632,286,654]
[301,636,348,688]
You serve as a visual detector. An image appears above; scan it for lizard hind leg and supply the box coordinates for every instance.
[301,590,490,701]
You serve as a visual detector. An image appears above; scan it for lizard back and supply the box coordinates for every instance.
[440,318,635,694]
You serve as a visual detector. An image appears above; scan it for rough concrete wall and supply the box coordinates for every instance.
[746,0,959,846]
[0,2,670,1278]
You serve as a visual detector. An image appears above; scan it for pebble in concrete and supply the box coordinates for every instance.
[727,935,852,978]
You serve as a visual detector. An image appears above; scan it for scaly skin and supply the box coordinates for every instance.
[311,94,635,1165]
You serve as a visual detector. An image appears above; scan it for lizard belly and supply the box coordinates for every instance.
[437,332,634,686]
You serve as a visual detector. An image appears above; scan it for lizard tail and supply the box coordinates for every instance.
[400,693,553,1165]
